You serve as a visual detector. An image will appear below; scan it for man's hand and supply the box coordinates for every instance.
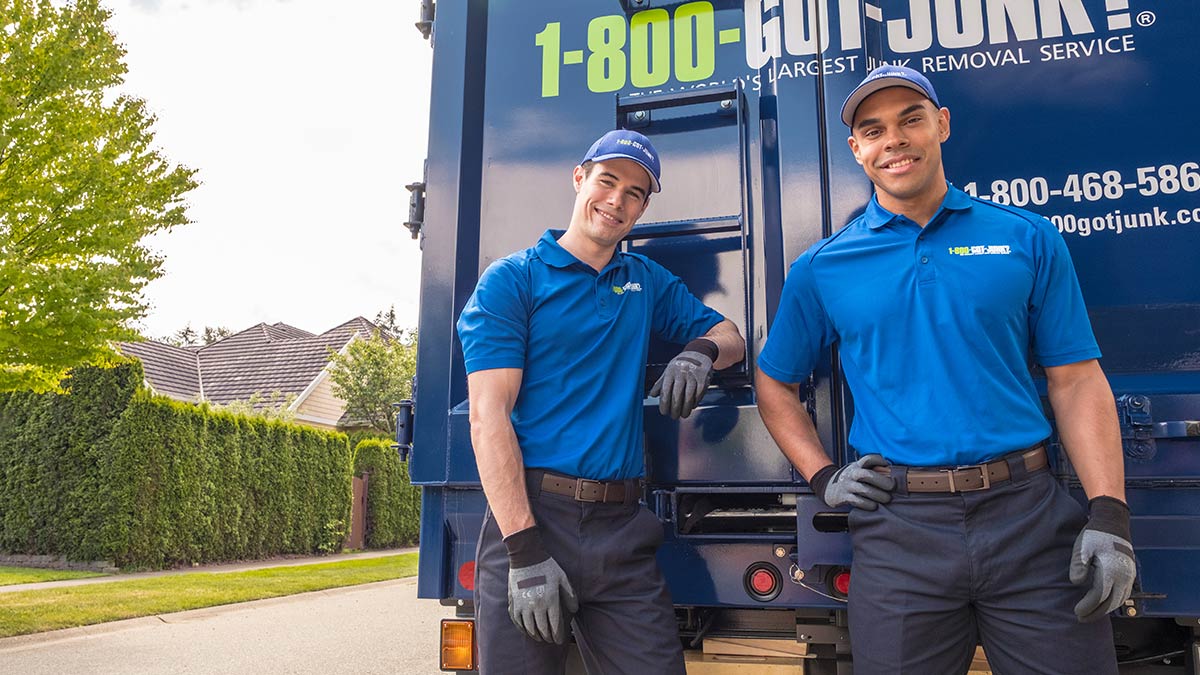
[808,454,896,510]
[1071,496,1136,622]
[504,527,579,643]
[651,339,717,419]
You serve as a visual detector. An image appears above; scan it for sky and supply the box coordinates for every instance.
[104,0,432,340]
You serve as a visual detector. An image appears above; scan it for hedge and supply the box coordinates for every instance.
[352,439,421,548]
[0,362,352,569]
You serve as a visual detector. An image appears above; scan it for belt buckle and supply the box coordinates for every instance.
[574,478,605,502]
[943,465,990,493]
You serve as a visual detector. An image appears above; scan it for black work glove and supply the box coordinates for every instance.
[651,338,718,419]
[1071,496,1136,622]
[503,527,578,644]
[808,454,896,510]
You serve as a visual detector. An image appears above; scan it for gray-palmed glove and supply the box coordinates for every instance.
[651,338,718,419]
[503,527,579,644]
[808,454,896,510]
[1071,496,1136,623]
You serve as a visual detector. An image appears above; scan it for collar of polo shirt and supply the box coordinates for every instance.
[863,182,974,230]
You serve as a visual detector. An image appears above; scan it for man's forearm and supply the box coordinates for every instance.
[1046,360,1126,502]
[472,418,537,536]
[757,373,834,480]
[703,319,746,370]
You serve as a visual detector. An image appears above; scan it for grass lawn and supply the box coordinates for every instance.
[0,566,106,587]
[0,553,419,638]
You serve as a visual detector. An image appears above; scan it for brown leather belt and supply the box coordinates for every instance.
[531,470,641,504]
[874,444,1048,493]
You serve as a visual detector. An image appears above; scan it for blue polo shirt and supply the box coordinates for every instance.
[458,229,723,480]
[758,185,1100,466]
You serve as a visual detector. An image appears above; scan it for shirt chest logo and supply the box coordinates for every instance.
[948,244,1011,256]
[611,281,643,295]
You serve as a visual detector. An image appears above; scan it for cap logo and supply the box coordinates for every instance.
[615,137,655,162]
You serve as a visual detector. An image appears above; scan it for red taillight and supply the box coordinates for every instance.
[750,569,776,595]
[744,563,782,602]
[833,570,851,596]
[457,561,476,591]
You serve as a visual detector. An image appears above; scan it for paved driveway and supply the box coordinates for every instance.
[0,577,456,674]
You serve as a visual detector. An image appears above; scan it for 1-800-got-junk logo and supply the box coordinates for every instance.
[743,0,1127,68]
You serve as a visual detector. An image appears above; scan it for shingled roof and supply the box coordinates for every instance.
[117,340,203,401]
[118,318,381,409]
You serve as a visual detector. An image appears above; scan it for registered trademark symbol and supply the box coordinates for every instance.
[1136,11,1156,27]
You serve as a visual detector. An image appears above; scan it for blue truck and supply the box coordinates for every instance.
[398,1,1200,672]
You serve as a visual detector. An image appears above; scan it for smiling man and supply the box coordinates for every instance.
[458,129,744,674]
[755,66,1134,673]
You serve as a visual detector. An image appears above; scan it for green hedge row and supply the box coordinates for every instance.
[352,438,421,548]
[0,362,352,569]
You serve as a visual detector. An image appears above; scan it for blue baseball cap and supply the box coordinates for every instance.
[841,65,940,127]
[581,129,661,193]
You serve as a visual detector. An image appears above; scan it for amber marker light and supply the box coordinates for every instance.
[440,619,476,671]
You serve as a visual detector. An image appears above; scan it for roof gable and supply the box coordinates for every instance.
[120,318,380,408]
[116,340,202,401]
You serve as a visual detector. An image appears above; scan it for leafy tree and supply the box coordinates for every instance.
[167,324,199,347]
[202,325,231,344]
[160,324,230,347]
[0,0,198,392]
[373,305,401,337]
[327,330,416,434]
[210,391,297,422]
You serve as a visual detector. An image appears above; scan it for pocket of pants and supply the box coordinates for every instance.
[635,505,665,552]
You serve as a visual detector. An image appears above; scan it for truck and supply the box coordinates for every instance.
[397,1,1200,672]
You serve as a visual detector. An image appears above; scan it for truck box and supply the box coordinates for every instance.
[402,1,1200,672]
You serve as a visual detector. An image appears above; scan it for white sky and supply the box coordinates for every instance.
[105,0,432,339]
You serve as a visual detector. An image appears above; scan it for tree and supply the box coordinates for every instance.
[210,391,297,422]
[327,330,416,434]
[167,324,199,347]
[373,305,401,338]
[0,0,198,392]
[202,325,231,344]
[160,324,230,347]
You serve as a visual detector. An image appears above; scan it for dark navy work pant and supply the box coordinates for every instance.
[473,475,685,675]
[847,460,1118,674]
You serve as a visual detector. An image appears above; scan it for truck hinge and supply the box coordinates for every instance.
[1117,394,1157,462]
[404,181,426,240]
[1116,394,1200,463]
[415,0,434,40]
[392,399,415,462]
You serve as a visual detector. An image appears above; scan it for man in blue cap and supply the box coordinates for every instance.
[458,129,745,674]
[756,65,1134,673]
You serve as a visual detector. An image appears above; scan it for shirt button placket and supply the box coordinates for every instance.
[917,236,936,283]
[597,277,611,316]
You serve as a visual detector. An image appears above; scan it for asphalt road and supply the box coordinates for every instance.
[0,577,457,674]
[1,577,1184,674]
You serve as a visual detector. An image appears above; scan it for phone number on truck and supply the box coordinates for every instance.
[962,162,1200,207]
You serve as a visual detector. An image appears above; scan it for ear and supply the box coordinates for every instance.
[572,165,586,193]
[937,107,951,143]
[847,136,864,166]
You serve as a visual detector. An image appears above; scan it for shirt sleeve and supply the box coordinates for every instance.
[647,259,724,344]
[456,259,530,374]
[1028,219,1101,367]
[757,252,835,383]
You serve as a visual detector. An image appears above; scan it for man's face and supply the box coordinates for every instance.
[569,158,651,249]
[847,86,950,208]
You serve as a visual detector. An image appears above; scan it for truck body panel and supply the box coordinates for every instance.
[409,0,1200,667]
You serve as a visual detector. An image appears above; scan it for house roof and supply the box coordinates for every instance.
[118,318,380,408]
[117,340,202,401]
